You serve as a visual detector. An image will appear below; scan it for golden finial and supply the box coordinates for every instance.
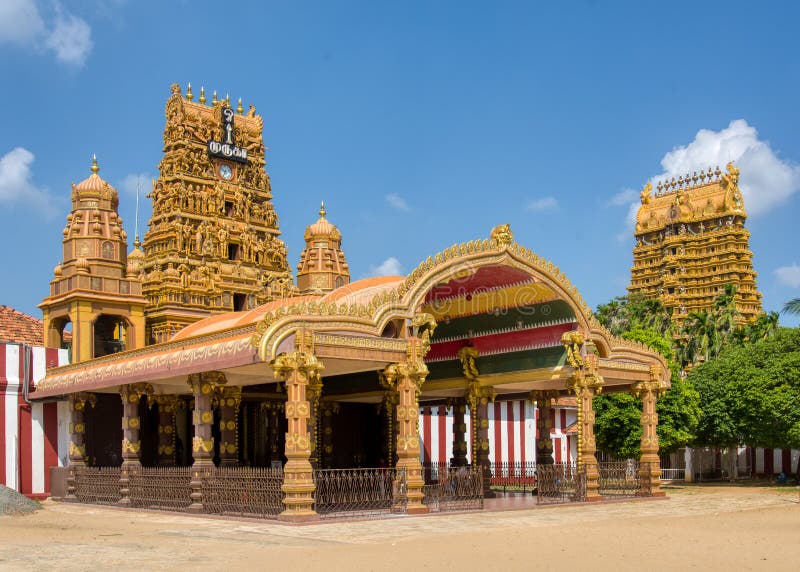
[186,83,193,100]
[212,90,218,106]
[90,154,99,175]
[199,86,206,104]
[236,98,243,114]
[225,94,231,107]
[319,201,326,218]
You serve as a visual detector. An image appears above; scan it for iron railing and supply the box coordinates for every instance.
[314,468,405,519]
[423,466,484,512]
[659,468,685,481]
[489,461,538,494]
[597,461,645,497]
[536,463,584,504]
[74,466,121,505]
[203,466,284,518]
[129,466,192,511]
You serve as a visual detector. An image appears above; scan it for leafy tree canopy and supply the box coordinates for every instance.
[689,327,800,450]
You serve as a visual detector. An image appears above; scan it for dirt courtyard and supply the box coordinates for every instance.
[0,485,797,571]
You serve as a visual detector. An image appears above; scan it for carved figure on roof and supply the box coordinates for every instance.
[457,344,480,381]
[490,224,513,248]
[640,182,652,204]
[412,312,438,357]
[561,330,584,368]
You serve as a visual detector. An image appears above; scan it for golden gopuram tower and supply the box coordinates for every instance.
[628,162,761,324]
[141,84,296,343]
[296,202,350,295]
[39,157,147,361]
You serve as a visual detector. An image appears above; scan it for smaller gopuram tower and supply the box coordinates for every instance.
[296,202,350,294]
[141,83,295,343]
[628,162,761,324]
[40,157,146,362]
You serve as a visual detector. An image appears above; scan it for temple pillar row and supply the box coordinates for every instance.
[633,365,668,497]
[187,371,226,513]
[218,387,242,467]
[467,381,494,497]
[448,398,468,467]
[156,395,179,466]
[531,391,558,465]
[382,353,429,514]
[270,350,323,522]
[119,383,152,506]
[65,392,94,501]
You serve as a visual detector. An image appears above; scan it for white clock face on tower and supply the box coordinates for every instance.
[219,164,233,180]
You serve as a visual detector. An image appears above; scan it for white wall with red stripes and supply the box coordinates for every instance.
[418,400,577,465]
[0,343,70,497]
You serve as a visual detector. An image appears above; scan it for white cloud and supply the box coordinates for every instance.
[526,197,558,211]
[655,120,800,216]
[0,0,44,44]
[45,5,92,65]
[607,188,637,207]
[775,263,800,288]
[385,193,410,212]
[0,147,56,216]
[118,173,151,196]
[369,257,403,277]
[614,119,800,239]
[0,1,93,66]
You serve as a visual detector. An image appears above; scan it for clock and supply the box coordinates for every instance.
[218,164,233,180]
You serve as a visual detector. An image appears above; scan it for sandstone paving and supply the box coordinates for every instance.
[0,485,797,571]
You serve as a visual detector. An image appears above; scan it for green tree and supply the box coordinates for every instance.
[783,298,800,316]
[689,328,800,467]
[595,295,672,337]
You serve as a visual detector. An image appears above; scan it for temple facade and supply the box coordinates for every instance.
[629,164,762,323]
[29,84,672,520]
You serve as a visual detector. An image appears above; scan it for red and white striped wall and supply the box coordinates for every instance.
[0,343,70,497]
[750,447,799,475]
[418,400,577,465]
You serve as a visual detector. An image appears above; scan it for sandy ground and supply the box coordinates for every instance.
[0,485,797,572]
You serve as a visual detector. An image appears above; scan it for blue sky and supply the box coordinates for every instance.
[1,0,798,326]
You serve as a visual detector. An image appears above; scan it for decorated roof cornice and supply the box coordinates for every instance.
[250,224,669,379]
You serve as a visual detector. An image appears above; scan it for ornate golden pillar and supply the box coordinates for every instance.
[119,383,152,506]
[448,398,468,467]
[270,350,323,522]
[531,390,558,465]
[379,371,399,468]
[187,371,226,513]
[632,365,668,497]
[218,386,242,467]
[65,392,94,501]
[459,344,494,496]
[563,331,604,502]
[382,344,429,513]
[306,374,323,470]
[155,395,179,466]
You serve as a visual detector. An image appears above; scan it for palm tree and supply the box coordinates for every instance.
[783,298,800,315]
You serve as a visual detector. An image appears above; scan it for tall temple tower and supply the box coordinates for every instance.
[628,162,762,324]
[296,202,350,294]
[141,84,295,343]
[39,157,146,362]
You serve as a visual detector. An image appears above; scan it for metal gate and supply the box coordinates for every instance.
[536,463,585,504]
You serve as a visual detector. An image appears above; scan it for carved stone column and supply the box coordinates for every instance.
[119,383,152,506]
[65,392,94,501]
[156,395,179,466]
[531,390,558,465]
[187,371,226,513]
[379,371,399,468]
[633,365,668,497]
[382,349,429,514]
[218,386,242,467]
[270,351,323,522]
[467,381,495,497]
[306,375,323,470]
[448,398,468,467]
[567,364,603,502]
